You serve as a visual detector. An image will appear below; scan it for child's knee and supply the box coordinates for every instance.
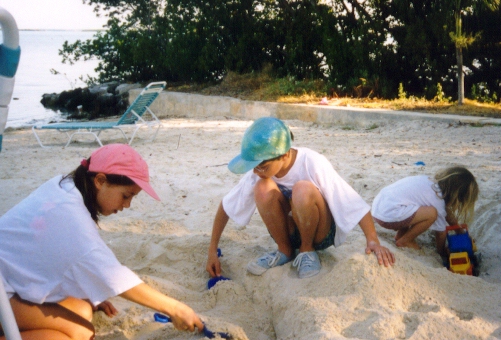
[415,206,438,223]
[80,303,94,323]
[69,324,95,340]
[425,206,438,221]
[58,297,94,322]
[254,180,281,203]
[291,181,321,205]
[68,324,96,340]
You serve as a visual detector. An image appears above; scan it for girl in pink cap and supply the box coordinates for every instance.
[0,144,203,339]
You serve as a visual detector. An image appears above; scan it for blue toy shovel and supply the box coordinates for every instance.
[207,275,231,290]
[154,313,232,339]
[207,248,232,289]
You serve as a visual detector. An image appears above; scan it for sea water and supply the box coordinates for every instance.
[1,30,100,128]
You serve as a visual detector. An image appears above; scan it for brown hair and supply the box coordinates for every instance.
[434,166,479,224]
[61,157,135,223]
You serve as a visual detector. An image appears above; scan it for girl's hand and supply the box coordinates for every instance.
[206,250,221,277]
[120,283,203,333]
[169,301,204,332]
[94,300,118,317]
[366,241,395,267]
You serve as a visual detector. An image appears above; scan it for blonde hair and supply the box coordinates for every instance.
[434,166,479,224]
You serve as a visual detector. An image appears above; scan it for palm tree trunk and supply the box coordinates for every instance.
[457,46,464,105]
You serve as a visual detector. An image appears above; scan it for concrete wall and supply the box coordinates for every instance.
[130,89,501,127]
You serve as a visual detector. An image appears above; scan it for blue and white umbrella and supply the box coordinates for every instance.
[0,6,21,152]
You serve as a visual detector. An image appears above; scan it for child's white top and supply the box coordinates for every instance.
[222,147,370,247]
[0,176,143,305]
[371,175,447,231]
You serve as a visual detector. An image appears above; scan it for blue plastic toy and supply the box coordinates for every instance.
[206,248,232,289]
[153,313,232,339]
[446,224,480,276]
[207,276,231,290]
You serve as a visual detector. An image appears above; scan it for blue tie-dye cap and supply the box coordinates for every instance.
[228,117,291,174]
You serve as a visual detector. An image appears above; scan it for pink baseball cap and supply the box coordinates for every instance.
[88,144,160,201]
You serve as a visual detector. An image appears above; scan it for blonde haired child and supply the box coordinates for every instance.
[0,144,203,340]
[371,166,479,257]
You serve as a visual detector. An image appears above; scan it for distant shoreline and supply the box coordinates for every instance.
[0,29,104,32]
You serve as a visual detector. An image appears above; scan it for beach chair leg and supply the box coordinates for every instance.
[127,126,141,145]
[90,131,103,147]
[64,130,103,147]
[151,123,162,142]
[32,126,48,148]
[115,128,130,144]
[65,131,77,147]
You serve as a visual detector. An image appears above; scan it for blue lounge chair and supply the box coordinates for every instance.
[32,81,166,148]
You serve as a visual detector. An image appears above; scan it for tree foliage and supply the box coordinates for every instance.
[60,0,501,101]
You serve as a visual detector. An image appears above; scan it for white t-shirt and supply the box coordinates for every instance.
[371,175,447,232]
[222,147,370,247]
[0,176,143,305]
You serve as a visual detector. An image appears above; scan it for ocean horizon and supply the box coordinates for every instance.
[1,30,100,128]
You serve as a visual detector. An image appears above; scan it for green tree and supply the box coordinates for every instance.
[449,0,499,105]
[465,2,501,102]
[58,0,500,102]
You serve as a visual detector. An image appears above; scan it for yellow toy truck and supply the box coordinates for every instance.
[446,224,480,276]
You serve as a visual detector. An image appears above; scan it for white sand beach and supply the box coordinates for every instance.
[1,115,501,340]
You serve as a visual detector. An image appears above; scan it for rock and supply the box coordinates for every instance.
[41,82,132,120]
[88,81,120,95]
[40,93,58,107]
[115,83,141,95]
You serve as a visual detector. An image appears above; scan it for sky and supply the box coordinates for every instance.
[0,0,108,30]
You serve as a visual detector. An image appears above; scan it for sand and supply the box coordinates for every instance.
[1,116,501,340]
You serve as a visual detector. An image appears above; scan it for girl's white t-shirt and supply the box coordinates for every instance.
[371,175,447,231]
[222,147,370,247]
[0,176,143,305]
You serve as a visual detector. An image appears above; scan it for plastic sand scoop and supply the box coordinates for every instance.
[154,312,233,339]
[207,275,231,290]
[207,248,232,289]
[0,6,21,152]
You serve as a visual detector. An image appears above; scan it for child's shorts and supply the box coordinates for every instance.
[373,212,417,231]
[278,184,336,250]
[289,220,336,250]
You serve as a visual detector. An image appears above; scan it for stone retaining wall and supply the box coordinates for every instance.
[130,89,501,127]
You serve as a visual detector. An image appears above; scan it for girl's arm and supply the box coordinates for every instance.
[120,283,203,332]
[445,207,458,226]
[206,202,230,277]
[358,212,396,267]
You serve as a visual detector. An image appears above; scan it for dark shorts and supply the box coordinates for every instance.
[373,212,417,231]
[277,184,336,250]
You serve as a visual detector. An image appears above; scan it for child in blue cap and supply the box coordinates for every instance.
[206,117,395,279]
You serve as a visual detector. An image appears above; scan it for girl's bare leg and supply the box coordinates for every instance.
[290,181,332,253]
[0,295,95,340]
[396,206,438,249]
[254,178,294,257]
[395,227,410,241]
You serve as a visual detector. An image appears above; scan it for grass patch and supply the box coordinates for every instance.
[166,70,501,119]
